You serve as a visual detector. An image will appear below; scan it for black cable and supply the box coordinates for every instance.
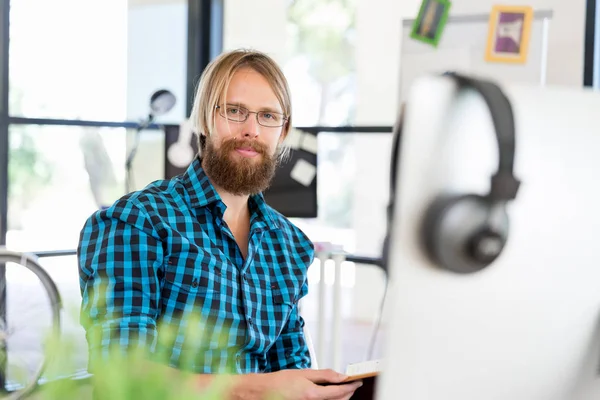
[364,97,403,361]
[365,272,388,361]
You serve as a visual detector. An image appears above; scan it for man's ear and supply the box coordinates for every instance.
[279,121,290,143]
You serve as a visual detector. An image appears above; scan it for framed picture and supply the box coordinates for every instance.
[485,5,534,63]
[410,0,452,47]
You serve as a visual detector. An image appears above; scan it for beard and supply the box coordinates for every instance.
[202,136,278,196]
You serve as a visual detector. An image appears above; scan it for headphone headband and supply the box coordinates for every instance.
[383,72,521,274]
[443,72,521,201]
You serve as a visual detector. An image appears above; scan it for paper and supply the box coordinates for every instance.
[345,359,382,376]
[290,159,317,187]
[284,128,303,150]
[497,20,524,43]
[300,133,318,155]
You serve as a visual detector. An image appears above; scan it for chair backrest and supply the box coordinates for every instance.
[303,325,318,369]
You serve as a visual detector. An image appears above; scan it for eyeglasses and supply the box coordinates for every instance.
[216,104,288,128]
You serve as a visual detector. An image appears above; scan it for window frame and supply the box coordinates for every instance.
[584,0,599,87]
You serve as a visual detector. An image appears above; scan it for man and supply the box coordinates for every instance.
[78,49,362,400]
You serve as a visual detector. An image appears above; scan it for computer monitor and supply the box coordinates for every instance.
[377,74,600,400]
[163,124,318,218]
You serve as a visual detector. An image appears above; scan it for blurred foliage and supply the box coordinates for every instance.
[4,309,288,400]
[7,86,54,230]
[287,0,356,124]
[286,0,357,229]
[7,127,54,231]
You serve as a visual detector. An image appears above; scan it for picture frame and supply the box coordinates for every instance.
[410,0,452,47]
[485,5,534,64]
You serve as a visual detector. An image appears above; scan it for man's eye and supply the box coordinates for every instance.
[227,107,240,115]
[262,112,280,121]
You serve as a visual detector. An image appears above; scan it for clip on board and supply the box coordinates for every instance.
[163,124,318,219]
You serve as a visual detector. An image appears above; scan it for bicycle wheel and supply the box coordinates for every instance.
[0,249,62,400]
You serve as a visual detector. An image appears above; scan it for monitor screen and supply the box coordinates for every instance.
[163,124,318,218]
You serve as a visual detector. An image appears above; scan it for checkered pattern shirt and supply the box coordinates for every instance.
[78,157,314,374]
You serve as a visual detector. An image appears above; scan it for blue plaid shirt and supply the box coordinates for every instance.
[78,157,314,374]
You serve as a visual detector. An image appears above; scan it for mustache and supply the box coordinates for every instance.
[222,138,268,155]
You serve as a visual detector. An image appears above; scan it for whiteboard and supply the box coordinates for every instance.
[399,10,553,103]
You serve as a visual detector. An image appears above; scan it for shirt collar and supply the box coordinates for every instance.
[181,157,222,209]
[182,157,279,231]
[249,192,280,231]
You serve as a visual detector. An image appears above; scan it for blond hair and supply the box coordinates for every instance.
[189,49,292,158]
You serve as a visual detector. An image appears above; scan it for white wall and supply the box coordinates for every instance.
[351,0,589,322]
[355,0,587,128]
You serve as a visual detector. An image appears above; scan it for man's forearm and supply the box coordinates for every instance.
[93,357,269,399]
[95,358,353,400]
[195,372,273,400]
[225,373,271,400]
[167,364,268,400]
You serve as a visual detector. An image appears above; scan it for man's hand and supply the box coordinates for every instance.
[234,368,363,400]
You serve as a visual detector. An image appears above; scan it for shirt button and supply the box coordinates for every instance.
[191,279,199,288]
[248,317,253,326]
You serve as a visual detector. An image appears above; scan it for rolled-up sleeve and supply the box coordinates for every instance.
[77,201,164,371]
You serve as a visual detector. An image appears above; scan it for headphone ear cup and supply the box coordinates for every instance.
[422,194,509,273]
[422,195,459,267]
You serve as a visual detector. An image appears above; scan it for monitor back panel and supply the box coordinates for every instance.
[378,76,600,400]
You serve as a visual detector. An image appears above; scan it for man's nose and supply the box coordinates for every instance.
[242,112,260,138]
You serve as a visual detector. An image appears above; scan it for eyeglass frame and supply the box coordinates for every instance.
[215,104,289,128]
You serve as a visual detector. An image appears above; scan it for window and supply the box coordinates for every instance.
[2,0,187,386]
[7,125,164,252]
[285,0,357,127]
[7,0,186,253]
[9,0,128,121]
[9,0,187,123]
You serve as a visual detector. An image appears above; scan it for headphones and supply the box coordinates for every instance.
[386,72,521,274]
